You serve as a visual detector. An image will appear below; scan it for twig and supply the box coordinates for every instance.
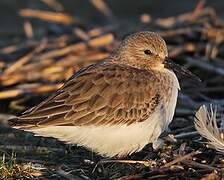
[36,33,113,61]
[175,131,199,139]
[23,21,34,39]
[99,159,156,167]
[185,57,224,76]
[90,0,116,22]
[92,159,156,174]
[56,165,84,180]
[19,9,77,25]
[3,40,47,75]
[0,83,62,99]
[182,160,220,171]
[0,40,38,54]
[0,145,65,153]
[41,0,64,12]
[162,151,201,167]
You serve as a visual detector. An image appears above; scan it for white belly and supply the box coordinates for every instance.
[29,108,164,157]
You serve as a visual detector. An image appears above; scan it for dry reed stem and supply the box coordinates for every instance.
[19,9,76,25]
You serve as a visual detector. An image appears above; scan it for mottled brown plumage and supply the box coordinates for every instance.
[10,31,180,157]
[18,63,166,126]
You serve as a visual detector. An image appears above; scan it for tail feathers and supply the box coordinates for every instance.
[1,116,36,130]
[0,114,16,126]
[8,117,39,130]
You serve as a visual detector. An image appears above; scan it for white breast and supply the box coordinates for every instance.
[162,69,180,131]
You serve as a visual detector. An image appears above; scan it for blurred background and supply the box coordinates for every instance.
[0,0,224,179]
[0,0,224,41]
[0,1,224,30]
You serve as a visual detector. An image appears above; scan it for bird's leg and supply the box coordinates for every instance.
[152,138,165,149]
[152,126,175,149]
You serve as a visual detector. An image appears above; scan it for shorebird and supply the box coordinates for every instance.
[9,31,196,157]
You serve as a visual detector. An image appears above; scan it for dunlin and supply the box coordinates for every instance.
[9,31,194,157]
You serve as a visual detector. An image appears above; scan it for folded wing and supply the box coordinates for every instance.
[12,62,161,128]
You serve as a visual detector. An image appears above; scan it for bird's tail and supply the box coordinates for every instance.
[0,114,17,126]
[0,115,37,130]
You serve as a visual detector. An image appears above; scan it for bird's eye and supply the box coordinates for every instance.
[144,50,152,55]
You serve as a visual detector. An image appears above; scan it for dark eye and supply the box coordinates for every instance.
[144,50,152,55]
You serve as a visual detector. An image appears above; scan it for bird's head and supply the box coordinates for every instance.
[113,31,168,70]
[113,31,200,81]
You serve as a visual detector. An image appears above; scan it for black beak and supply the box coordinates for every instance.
[164,58,201,82]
